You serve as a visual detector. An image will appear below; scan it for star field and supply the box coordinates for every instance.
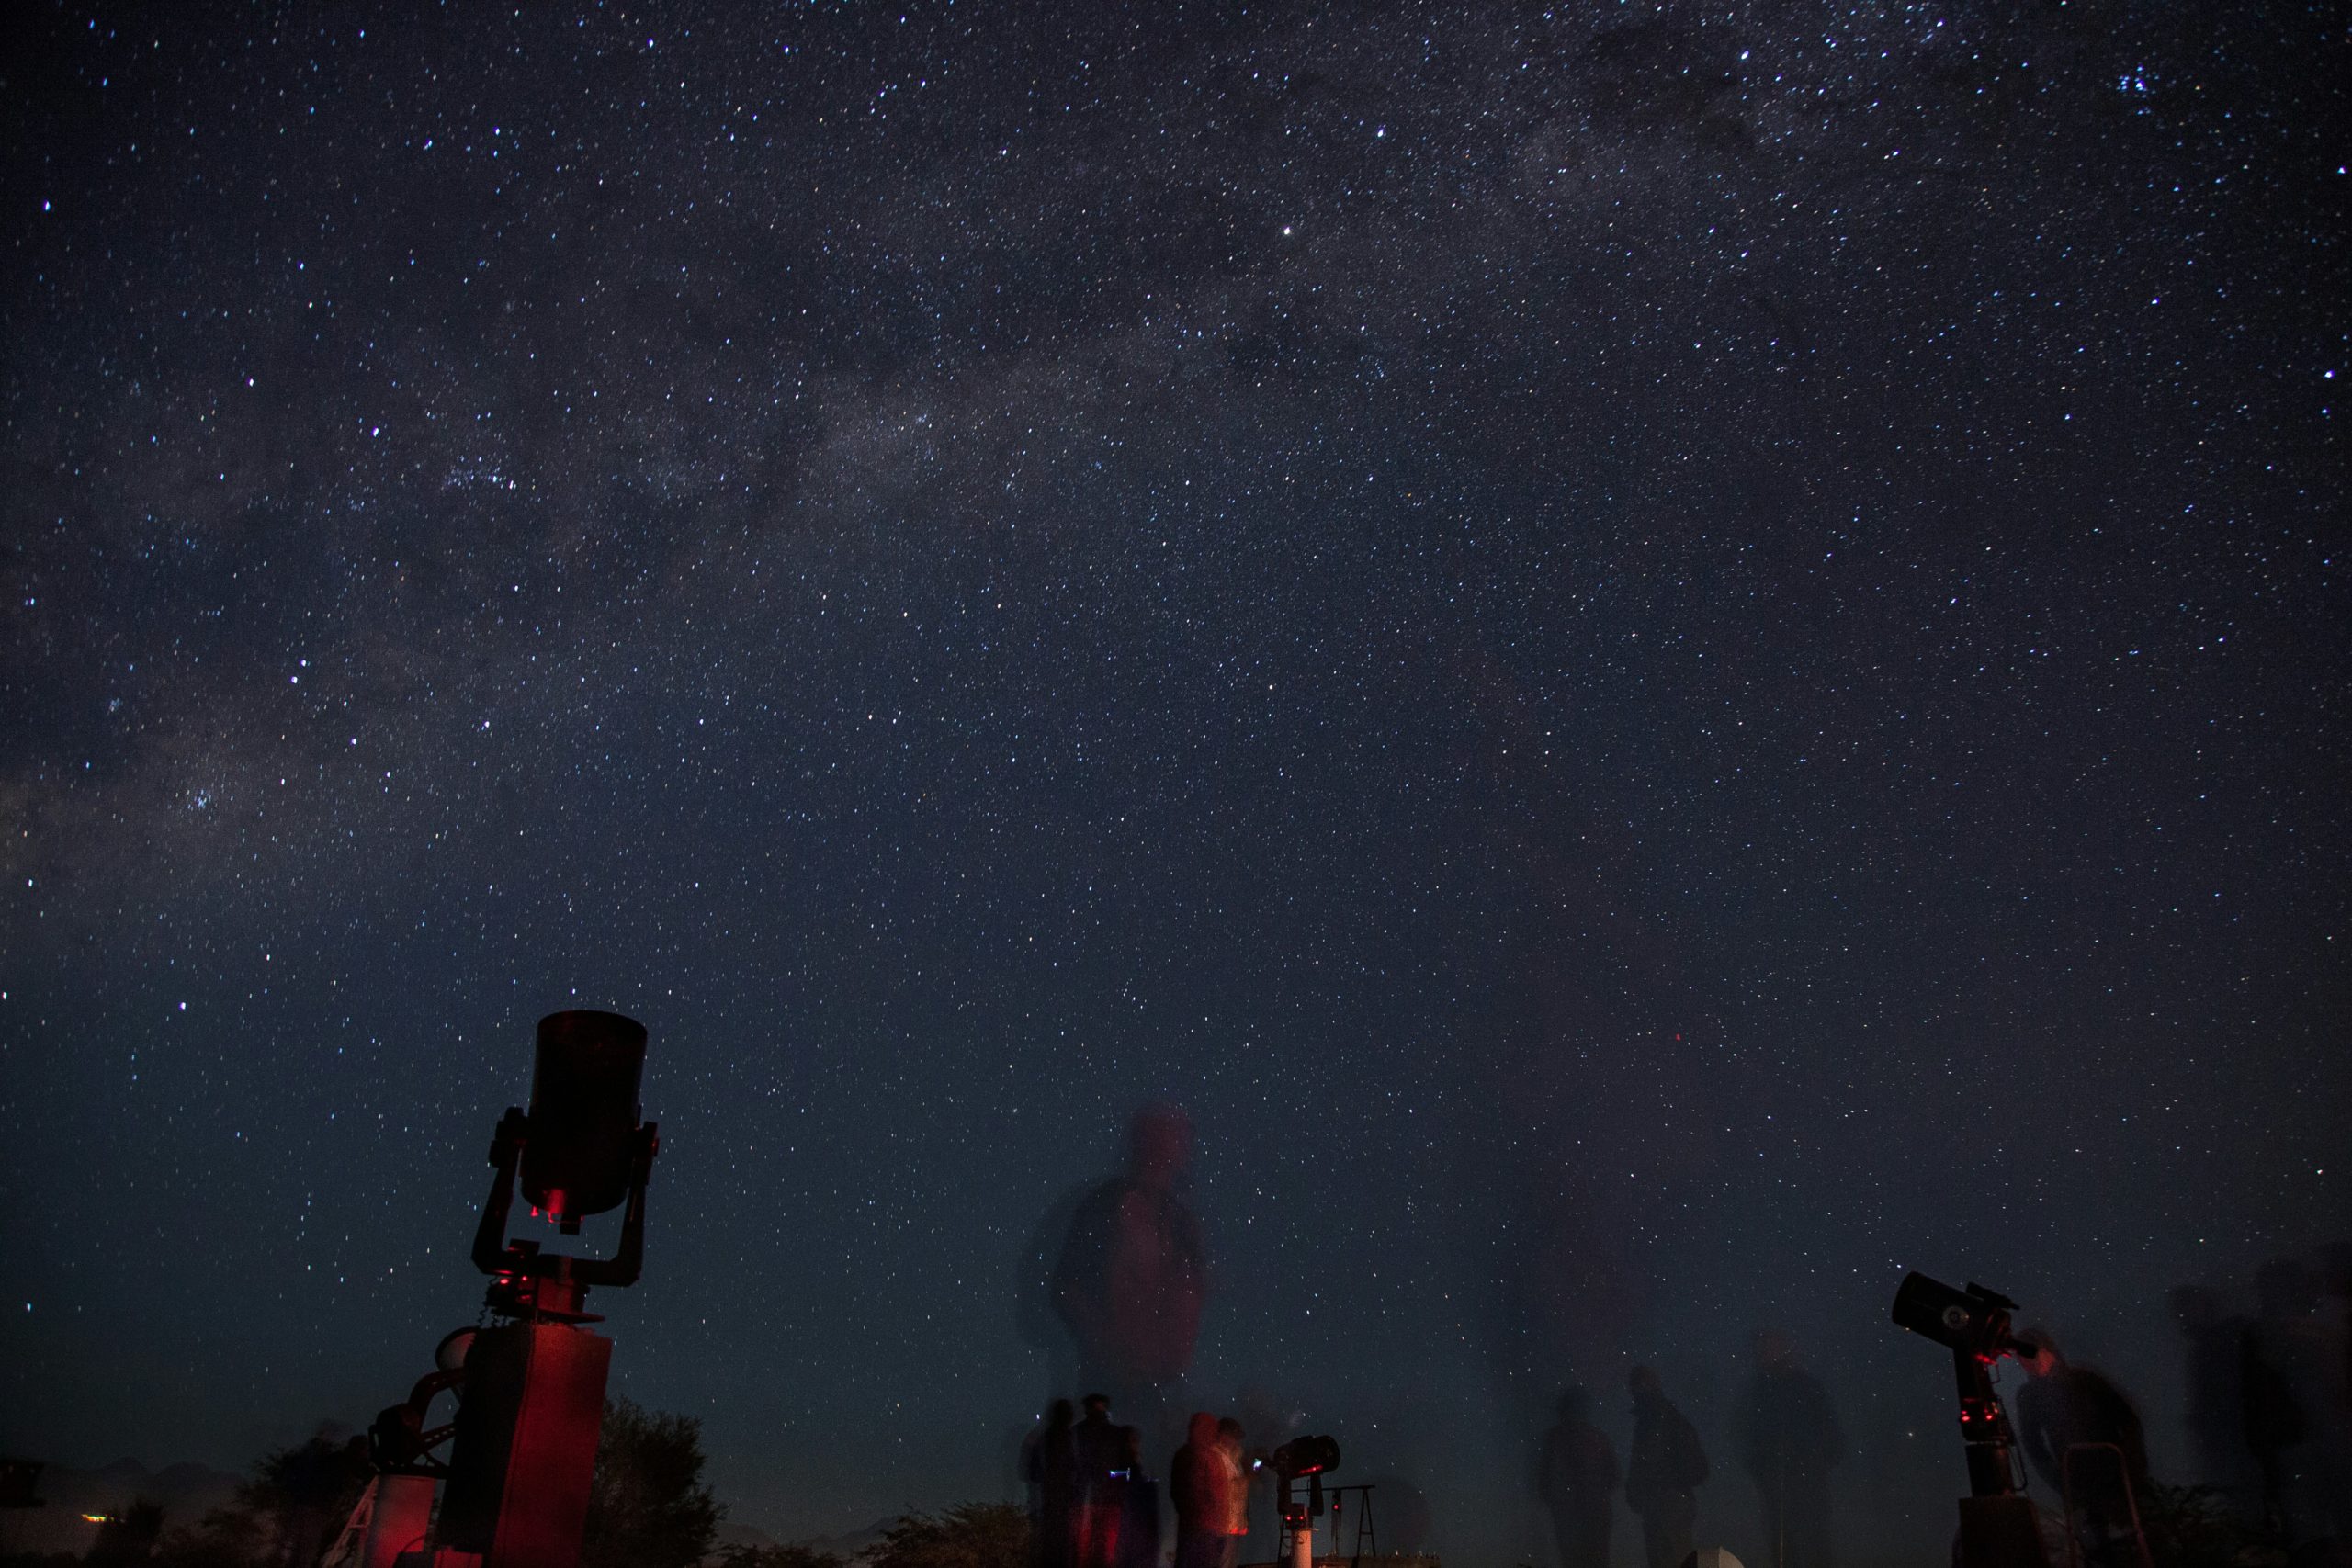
[1,3,2344,1562]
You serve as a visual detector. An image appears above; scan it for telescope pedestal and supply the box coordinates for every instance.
[1945,1349,2047,1568]
[437,1322,613,1568]
[324,1472,439,1568]
[362,1474,436,1568]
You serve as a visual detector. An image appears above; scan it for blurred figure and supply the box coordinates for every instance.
[1172,1412,1233,1568]
[1053,1106,1210,1449]
[2326,1245,2352,1404]
[1026,1400,1079,1568]
[2015,1331,2150,1568]
[2243,1254,2351,1548]
[1626,1366,1708,1568]
[1735,1330,1843,1568]
[2318,1244,2352,1546]
[1118,1426,1160,1568]
[1216,1417,1254,1561]
[1072,1394,1132,1568]
[2168,1286,2256,1500]
[1535,1385,1618,1568]
[1228,1396,1291,1565]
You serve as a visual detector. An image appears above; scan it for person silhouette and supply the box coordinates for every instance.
[1734,1330,1842,1568]
[1625,1367,1707,1568]
[1071,1394,1132,1568]
[1117,1425,1160,1568]
[1025,1400,1079,1568]
[2315,1244,2352,1546]
[2014,1330,2150,1568]
[1216,1417,1253,1564]
[2166,1287,2255,1501]
[2241,1257,2325,1541]
[1051,1106,1209,1451]
[1535,1386,1618,1568]
[1172,1411,1232,1568]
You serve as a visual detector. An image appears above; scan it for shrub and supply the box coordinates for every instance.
[867,1502,1030,1568]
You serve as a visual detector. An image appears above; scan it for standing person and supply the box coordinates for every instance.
[1216,1417,1253,1568]
[2166,1287,2255,1501]
[1536,1386,1619,1568]
[2315,1244,2352,1547]
[1071,1394,1132,1568]
[1118,1426,1160,1568]
[1027,1400,1080,1568]
[1734,1331,1843,1568]
[1172,1413,1234,1568]
[2241,1258,2324,1542]
[1625,1367,1708,1568]
[1053,1107,1211,1456]
[2013,1331,2151,1568]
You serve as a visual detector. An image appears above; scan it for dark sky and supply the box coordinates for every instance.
[2,1,2345,1562]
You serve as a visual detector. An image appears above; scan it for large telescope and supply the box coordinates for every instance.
[327,1010,661,1568]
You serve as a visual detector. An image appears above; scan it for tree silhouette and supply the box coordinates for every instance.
[237,1432,369,1565]
[151,1506,273,1568]
[580,1396,724,1568]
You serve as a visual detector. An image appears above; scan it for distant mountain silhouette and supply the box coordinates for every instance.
[712,1513,898,1562]
[817,1517,899,1561]
[716,1518,784,1552]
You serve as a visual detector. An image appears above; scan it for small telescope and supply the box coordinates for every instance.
[1890,1272,2049,1568]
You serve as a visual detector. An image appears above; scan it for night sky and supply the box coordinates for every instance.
[2,2,2346,1563]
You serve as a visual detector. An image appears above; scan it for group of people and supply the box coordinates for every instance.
[2018,1247,2352,1564]
[2170,1247,2352,1549]
[1024,1395,1251,1568]
[1024,1105,2346,1568]
[1536,1336,1841,1568]
[1532,1251,2352,1568]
